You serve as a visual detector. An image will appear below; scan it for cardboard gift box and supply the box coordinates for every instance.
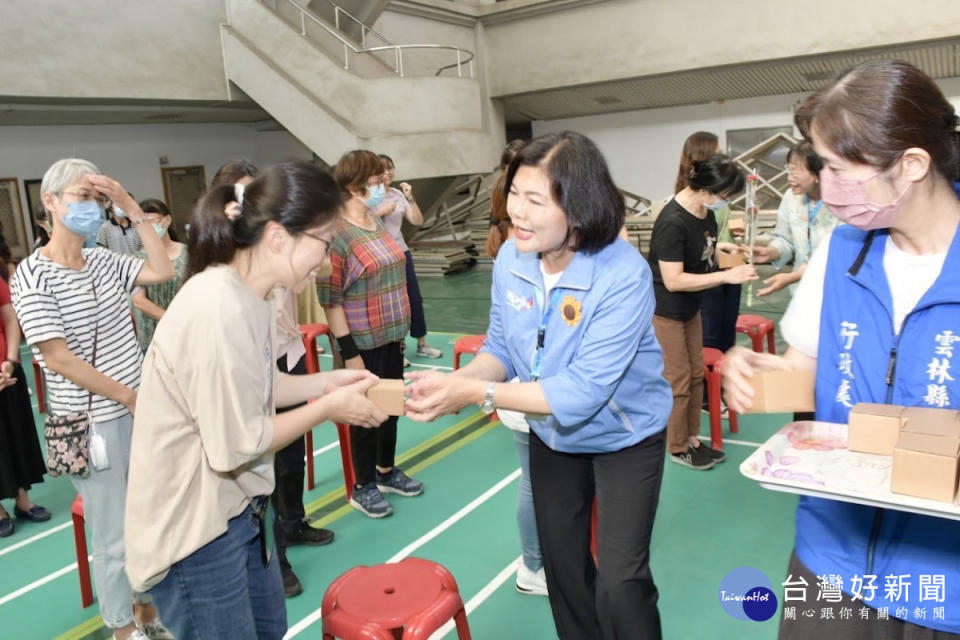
[743,370,816,414]
[847,403,905,455]
[366,379,406,416]
[717,250,746,270]
[901,407,960,437]
[891,432,960,503]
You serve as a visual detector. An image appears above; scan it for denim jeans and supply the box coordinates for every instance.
[512,430,542,572]
[70,413,136,629]
[148,504,286,640]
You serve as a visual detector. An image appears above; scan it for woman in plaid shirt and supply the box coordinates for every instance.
[318,149,422,518]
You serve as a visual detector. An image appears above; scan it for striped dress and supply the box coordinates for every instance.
[11,248,144,421]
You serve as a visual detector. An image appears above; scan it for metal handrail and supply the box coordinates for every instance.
[273,0,475,78]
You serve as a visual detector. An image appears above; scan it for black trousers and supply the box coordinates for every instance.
[403,250,427,339]
[529,429,666,640]
[272,355,308,567]
[351,342,403,486]
[701,283,741,352]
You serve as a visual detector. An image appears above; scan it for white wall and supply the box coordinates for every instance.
[0,122,312,248]
[533,77,960,199]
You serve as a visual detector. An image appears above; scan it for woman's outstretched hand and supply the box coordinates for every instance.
[404,370,475,422]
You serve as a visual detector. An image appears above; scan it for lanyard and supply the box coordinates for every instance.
[530,288,563,381]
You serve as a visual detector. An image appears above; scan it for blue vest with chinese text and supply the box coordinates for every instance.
[794,224,960,633]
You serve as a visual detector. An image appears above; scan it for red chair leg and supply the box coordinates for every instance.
[707,367,723,450]
[72,498,93,608]
[729,408,739,433]
[453,609,473,640]
[306,430,315,491]
[336,423,355,501]
[750,332,764,353]
[767,329,777,355]
[453,351,462,370]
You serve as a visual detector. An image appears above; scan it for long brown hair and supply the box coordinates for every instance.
[675,131,720,193]
[795,59,960,181]
[486,139,527,258]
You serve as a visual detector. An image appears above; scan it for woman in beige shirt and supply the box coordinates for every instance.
[124,162,387,640]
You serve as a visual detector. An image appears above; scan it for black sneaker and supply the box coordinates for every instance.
[694,441,726,463]
[282,520,335,547]
[670,445,715,470]
[281,563,303,598]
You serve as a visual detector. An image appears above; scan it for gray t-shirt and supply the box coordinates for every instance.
[380,187,410,253]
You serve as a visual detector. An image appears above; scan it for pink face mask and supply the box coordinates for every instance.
[819,167,913,230]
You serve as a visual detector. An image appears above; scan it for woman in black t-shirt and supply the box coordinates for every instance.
[648,155,757,470]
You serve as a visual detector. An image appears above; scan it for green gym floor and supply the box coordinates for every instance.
[0,266,799,640]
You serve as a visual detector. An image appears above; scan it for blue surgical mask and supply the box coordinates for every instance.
[363,183,386,209]
[706,199,728,212]
[152,223,167,238]
[62,200,105,237]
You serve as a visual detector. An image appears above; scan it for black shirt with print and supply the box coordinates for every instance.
[647,198,718,321]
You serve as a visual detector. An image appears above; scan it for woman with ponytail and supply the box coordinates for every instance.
[724,60,960,638]
[124,162,387,639]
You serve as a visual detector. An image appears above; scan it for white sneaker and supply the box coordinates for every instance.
[416,344,443,359]
[403,357,411,368]
[141,620,176,640]
[515,562,548,596]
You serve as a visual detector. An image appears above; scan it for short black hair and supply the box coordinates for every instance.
[503,131,623,254]
[687,154,745,198]
[786,141,824,176]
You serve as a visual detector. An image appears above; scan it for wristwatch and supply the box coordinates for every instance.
[480,382,497,415]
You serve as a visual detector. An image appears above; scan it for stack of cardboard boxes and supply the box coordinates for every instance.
[848,404,960,503]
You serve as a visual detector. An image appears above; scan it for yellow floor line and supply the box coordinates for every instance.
[312,418,500,529]
[52,614,103,640]
[54,413,494,640]
[302,411,486,515]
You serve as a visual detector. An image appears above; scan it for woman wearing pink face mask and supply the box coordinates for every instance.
[723,59,960,638]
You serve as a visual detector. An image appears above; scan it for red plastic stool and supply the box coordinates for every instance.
[453,335,486,370]
[71,495,93,608]
[32,359,45,414]
[322,558,472,640]
[299,323,355,498]
[735,314,776,354]
[703,347,739,450]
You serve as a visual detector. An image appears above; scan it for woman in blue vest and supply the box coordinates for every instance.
[724,59,960,638]
[405,131,672,640]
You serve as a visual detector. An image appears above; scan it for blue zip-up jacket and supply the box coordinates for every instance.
[480,238,671,454]
[797,224,960,633]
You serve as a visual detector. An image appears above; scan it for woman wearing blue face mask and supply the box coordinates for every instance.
[132,199,188,353]
[317,149,419,519]
[11,159,174,640]
[648,154,757,471]
[724,59,960,639]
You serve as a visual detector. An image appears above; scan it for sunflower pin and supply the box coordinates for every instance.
[560,295,583,327]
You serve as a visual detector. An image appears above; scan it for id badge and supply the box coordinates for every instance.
[88,415,110,472]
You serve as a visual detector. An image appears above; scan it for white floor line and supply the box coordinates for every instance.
[317,353,454,371]
[0,520,72,558]
[0,556,90,607]
[698,435,764,448]
[305,439,340,461]
[430,556,521,639]
[284,468,522,638]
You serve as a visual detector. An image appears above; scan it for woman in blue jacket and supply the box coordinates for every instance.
[406,131,672,639]
[724,59,960,638]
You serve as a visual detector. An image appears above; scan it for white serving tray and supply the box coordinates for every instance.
[739,421,960,521]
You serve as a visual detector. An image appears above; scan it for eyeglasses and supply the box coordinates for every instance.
[61,190,110,207]
[301,232,332,257]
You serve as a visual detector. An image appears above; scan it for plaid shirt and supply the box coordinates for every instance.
[317,217,410,351]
